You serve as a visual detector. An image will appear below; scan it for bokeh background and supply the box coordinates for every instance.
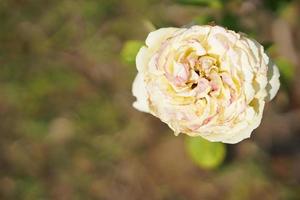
[1,0,300,199]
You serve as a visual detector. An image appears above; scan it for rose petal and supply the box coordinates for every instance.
[136,46,149,73]
[132,73,150,113]
[265,60,280,101]
[146,27,179,48]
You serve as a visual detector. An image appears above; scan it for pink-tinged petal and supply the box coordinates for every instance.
[174,62,189,80]
[207,26,238,56]
[174,76,187,86]
[164,62,190,87]
[202,116,214,125]
[210,81,219,91]
[196,78,211,98]
[221,73,235,89]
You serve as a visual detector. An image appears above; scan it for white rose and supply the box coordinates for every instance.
[132,25,280,144]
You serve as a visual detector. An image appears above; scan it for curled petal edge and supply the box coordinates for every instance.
[266,60,280,101]
[132,73,150,113]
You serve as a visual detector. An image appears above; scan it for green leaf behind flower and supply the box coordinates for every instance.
[193,16,216,25]
[175,0,223,9]
[121,40,144,65]
[275,57,295,88]
[185,136,226,169]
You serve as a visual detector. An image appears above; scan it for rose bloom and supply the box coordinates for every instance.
[132,25,280,143]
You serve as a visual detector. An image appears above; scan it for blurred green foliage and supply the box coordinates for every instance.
[193,15,216,26]
[185,137,226,169]
[268,45,295,89]
[121,40,144,65]
[275,57,295,87]
[264,0,293,12]
[175,0,223,8]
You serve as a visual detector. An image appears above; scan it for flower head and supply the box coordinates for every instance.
[132,25,280,144]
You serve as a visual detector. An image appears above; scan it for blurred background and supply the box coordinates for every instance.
[0,0,300,199]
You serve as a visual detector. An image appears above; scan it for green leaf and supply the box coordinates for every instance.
[275,57,295,86]
[220,12,241,32]
[185,136,226,169]
[263,0,292,12]
[175,0,222,9]
[261,42,273,51]
[121,40,144,65]
[193,16,216,25]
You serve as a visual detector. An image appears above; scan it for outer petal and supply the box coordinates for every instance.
[222,107,264,144]
[146,27,179,48]
[221,117,261,143]
[136,46,149,72]
[197,99,265,144]
[265,60,280,101]
[207,26,239,56]
[132,73,150,113]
